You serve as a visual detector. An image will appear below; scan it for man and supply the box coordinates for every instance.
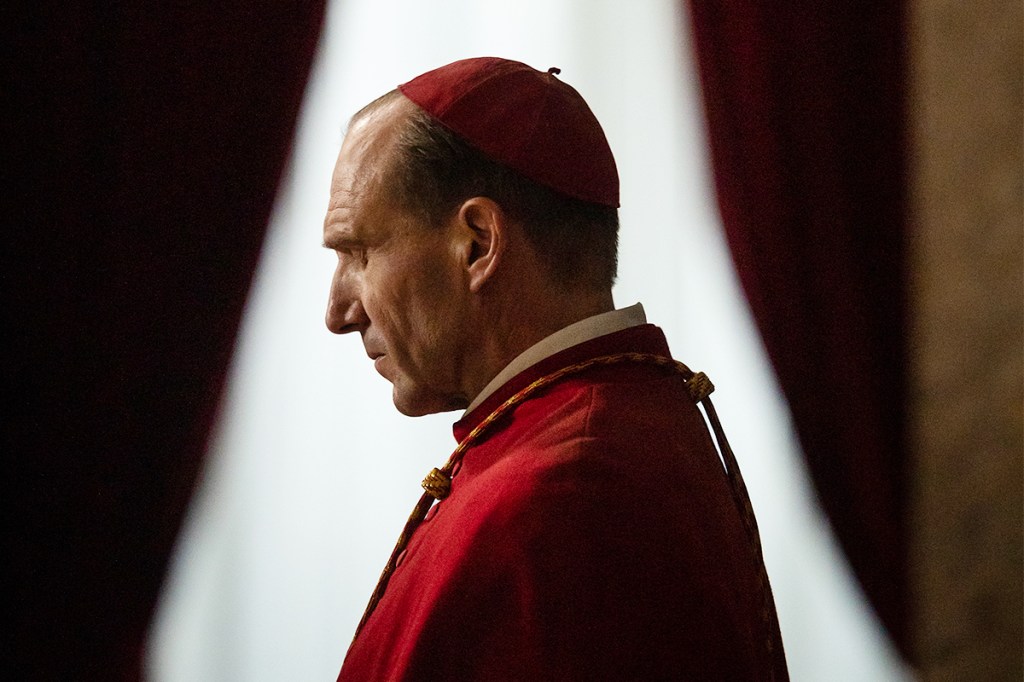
[324,57,788,680]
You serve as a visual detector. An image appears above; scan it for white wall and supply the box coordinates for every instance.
[147,1,911,679]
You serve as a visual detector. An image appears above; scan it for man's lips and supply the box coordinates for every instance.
[367,352,385,374]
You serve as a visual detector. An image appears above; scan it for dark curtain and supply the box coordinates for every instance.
[684,1,909,657]
[5,3,325,679]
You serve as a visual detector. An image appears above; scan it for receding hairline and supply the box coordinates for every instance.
[337,92,419,203]
[348,89,408,131]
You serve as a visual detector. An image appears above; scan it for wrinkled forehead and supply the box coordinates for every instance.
[332,96,412,198]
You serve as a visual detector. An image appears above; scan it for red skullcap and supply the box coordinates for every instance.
[398,57,620,208]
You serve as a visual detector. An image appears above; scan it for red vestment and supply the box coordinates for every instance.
[339,324,788,680]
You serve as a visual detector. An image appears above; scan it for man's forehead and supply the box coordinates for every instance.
[330,97,410,197]
[329,157,363,199]
[325,144,371,234]
[344,95,412,157]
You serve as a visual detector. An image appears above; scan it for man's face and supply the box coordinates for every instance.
[323,104,472,416]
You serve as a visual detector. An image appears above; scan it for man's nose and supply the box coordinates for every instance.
[325,269,368,335]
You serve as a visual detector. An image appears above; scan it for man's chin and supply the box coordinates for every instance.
[391,385,467,417]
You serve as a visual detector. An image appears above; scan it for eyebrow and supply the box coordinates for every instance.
[322,207,355,249]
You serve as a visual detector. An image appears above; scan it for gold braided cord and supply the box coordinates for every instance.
[421,467,451,499]
[350,352,776,661]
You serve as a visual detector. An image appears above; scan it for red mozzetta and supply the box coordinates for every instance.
[339,324,788,680]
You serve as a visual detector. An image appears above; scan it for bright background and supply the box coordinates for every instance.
[147,1,911,679]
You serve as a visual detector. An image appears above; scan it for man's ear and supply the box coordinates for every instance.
[457,197,506,293]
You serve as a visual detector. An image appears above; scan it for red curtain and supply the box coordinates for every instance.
[685,1,909,656]
[6,3,325,679]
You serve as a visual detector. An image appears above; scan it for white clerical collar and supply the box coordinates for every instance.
[464,302,647,414]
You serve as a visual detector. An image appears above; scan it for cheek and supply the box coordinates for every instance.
[363,270,431,346]
[366,241,464,358]
[405,272,463,358]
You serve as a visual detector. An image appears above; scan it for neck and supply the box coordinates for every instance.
[460,285,614,402]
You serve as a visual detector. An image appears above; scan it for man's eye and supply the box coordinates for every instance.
[338,247,367,265]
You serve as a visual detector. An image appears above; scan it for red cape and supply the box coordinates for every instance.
[339,324,788,680]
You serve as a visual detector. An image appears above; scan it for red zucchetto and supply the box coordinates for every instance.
[398,57,620,208]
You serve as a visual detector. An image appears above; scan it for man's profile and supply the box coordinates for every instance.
[324,56,788,680]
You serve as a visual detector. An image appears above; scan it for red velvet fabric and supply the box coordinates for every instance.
[340,325,787,680]
[684,1,909,654]
[5,3,324,679]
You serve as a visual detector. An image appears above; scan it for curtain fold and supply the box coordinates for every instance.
[6,3,325,679]
[683,1,910,656]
